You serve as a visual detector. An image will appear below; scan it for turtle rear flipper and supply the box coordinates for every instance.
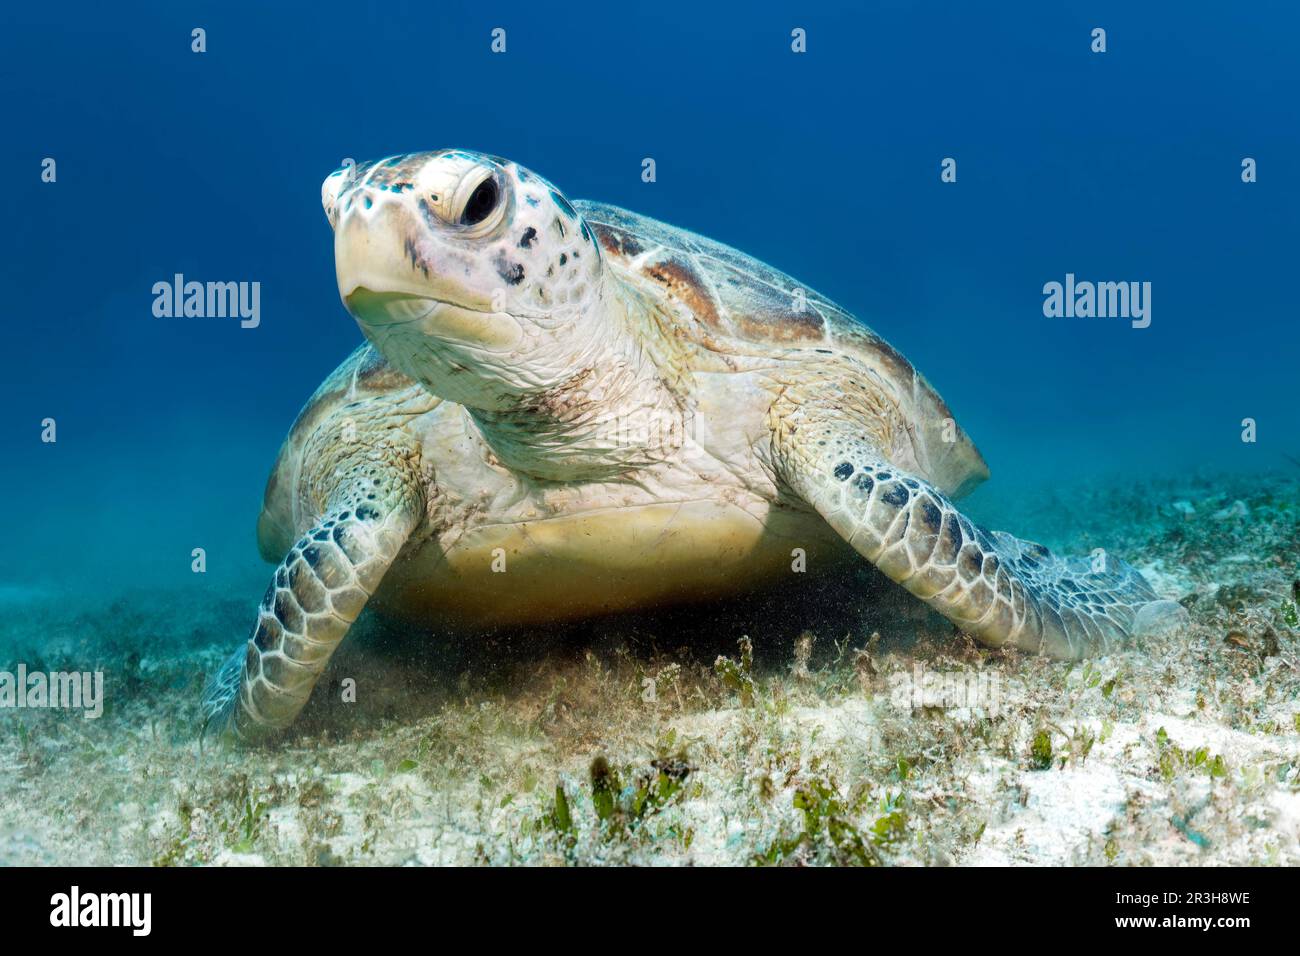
[202,473,422,742]
[773,409,1185,658]
[200,643,248,739]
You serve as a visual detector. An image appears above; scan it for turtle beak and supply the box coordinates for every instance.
[332,198,441,304]
[343,289,522,354]
[342,289,438,327]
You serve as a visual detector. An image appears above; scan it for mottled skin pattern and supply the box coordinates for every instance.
[202,149,1180,740]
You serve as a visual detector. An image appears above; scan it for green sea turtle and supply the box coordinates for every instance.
[201,148,1183,739]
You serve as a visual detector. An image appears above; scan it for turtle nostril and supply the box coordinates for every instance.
[342,186,380,216]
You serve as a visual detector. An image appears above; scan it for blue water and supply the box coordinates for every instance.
[3,1,1297,602]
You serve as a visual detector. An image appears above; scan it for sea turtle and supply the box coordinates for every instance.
[201,148,1183,739]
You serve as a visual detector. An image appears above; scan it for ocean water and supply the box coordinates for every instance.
[1,1,1298,867]
[4,0,1298,601]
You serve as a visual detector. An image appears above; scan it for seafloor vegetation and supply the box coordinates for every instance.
[1,471,1297,866]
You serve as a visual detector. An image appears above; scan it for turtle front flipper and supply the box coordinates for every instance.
[201,474,423,742]
[771,411,1185,659]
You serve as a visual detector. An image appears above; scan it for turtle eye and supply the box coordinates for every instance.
[460,178,499,226]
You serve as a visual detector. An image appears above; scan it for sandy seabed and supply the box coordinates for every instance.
[1,472,1297,866]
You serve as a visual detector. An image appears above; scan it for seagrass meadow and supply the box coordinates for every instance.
[2,472,1297,866]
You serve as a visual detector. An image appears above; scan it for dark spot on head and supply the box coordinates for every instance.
[550,190,577,219]
[403,236,430,277]
[356,504,380,521]
[853,473,874,495]
[833,462,854,481]
[518,227,537,249]
[493,252,525,285]
[559,253,567,266]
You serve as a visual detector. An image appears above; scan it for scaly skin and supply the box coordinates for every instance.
[767,372,1172,658]
[202,401,426,739]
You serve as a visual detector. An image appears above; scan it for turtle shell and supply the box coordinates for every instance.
[256,344,418,560]
[576,201,989,497]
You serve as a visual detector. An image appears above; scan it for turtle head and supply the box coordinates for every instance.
[324,149,607,411]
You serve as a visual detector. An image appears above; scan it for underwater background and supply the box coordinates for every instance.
[1,1,1298,867]
[4,0,1298,601]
